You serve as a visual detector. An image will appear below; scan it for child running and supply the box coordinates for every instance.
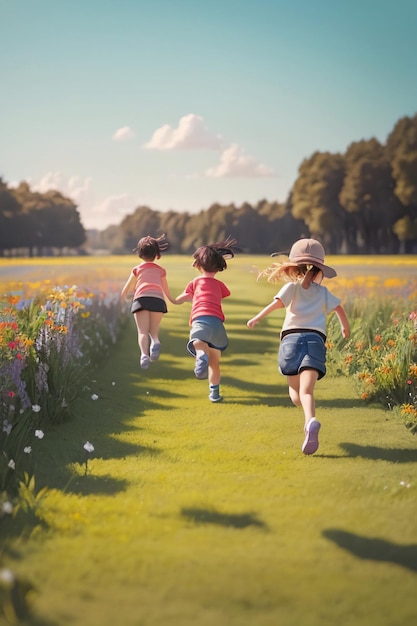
[247,238,350,454]
[175,237,238,402]
[120,233,175,370]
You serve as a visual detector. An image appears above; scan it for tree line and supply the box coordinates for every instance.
[0,181,85,256]
[1,112,416,256]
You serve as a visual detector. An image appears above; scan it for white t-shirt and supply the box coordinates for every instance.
[275,281,341,337]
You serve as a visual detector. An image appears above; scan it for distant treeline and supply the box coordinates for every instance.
[2,112,417,256]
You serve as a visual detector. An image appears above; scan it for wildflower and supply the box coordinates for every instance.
[374,334,382,343]
[35,429,44,439]
[32,404,41,412]
[1,501,13,515]
[2,420,12,435]
[24,446,32,454]
[83,441,94,453]
[8,459,15,470]
[91,393,99,401]
[7,391,15,398]
[0,569,15,584]
[361,392,369,400]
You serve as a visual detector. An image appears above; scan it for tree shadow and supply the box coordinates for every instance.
[180,507,268,530]
[323,528,417,573]
[338,443,417,463]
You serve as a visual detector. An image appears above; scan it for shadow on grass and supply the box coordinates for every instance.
[181,507,268,530]
[323,528,417,573]
[338,443,417,463]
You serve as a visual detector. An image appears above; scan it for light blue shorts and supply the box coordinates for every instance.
[278,332,326,380]
[187,315,228,356]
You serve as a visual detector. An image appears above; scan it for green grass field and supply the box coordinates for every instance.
[1,256,417,626]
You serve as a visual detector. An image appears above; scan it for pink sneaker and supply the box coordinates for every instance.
[302,418,321,455]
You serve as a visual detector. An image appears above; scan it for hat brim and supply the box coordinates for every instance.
[293,256,337,278]
[270,253,337,278]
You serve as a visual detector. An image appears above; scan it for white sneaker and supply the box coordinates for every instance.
[302,418,321,455]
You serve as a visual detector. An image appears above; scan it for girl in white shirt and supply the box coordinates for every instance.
[247,239,350,455]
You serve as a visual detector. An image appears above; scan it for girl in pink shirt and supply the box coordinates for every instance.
[175,237,237,402]
[121,234,175,369]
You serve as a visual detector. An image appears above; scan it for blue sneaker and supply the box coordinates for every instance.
[194,354,209,379]
[209,387,223,402]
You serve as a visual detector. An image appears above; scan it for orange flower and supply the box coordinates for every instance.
[374,334,382,343]
[409,364,417,377]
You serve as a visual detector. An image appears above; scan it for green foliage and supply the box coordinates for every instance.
[327,295,417,432]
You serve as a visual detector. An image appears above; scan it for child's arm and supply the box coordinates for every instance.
[334,304,350,338]
[120,272,135,300]
[161,276,177,304]
[247,298,284,329]
[174,291,193,304]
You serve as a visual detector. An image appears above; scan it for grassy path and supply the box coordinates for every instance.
[2,257,417,625]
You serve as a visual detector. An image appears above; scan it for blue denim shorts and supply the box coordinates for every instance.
[278,332,326,379]
[187,315,228,356]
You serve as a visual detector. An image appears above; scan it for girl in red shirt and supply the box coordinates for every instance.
[175,237,237,402]
[121,234,175,369]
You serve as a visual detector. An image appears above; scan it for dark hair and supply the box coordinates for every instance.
[133,234,168,260]
[192,236,238,273]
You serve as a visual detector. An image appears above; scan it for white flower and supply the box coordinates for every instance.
[35,429,44,439]
[83,441,94,453]
[91,394,99,401]
[32,404,41,413]
[24,446,32,454]
[2,420,12,436]
[0,568,15,584]
[1,501,13,515]
[8,459,15,470]
[112,381,116,386]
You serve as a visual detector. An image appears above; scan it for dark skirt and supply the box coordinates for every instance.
[131,296,167,314]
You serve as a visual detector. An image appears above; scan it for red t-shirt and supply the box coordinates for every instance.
[132,262,166,300]
[184,276,230,324]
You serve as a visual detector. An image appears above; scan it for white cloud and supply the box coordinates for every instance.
[112,126,135,141]
[90,193,135,220]
[144,113,223,150]
[33,172,93,205]
[21,172,137,229]
[205,144,276,178]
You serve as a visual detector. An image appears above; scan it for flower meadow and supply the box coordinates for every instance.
[0,256,417,511]
[0,278,127,499]
[326,272,417,434]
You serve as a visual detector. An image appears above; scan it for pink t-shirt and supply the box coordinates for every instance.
[132,262,166,300]
[184,276,230,324]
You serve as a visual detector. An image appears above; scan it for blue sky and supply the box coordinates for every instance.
[1,0,416,229]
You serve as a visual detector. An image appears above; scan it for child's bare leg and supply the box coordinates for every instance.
[193,339,209,379]
[298,368,318,427]
[149,312,163,344]
[287,375,301,406]
[134,311,151,367]
[149,311,163,360]
[208,347,221,386]
[208,347,222,401]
